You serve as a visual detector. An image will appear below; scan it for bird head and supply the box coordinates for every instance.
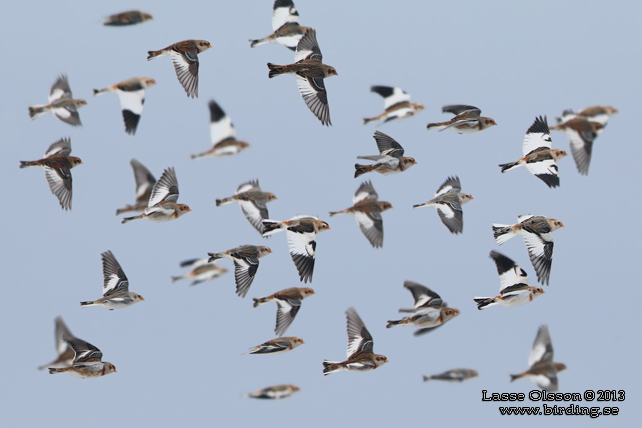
[548,219,564,231]
[301,288,315,298]
[374,354,389,367]
[105,362,117,374]
[265,192,278,202]
[143,77,157,88]
[197,40,212,53]
[484,118,497,127]
[71,157,83,167]
[325,66,338,77]
[258,246,272,256]
[133,293,145,302]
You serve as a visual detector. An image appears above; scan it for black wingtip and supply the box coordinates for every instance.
[526,116,550,135]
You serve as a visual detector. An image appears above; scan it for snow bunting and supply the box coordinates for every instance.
[555,105,618,127]
[426,105,496,133]
[208,245,272,297]
[115,159,156,216]
[253,287,315,336]
[387,282,459,336]
[103,10,152,26]
[250,0,310,50]
[48,335,116,378]
[216,179,277,235]
[28,75,87,126]
[20,137,82,210]
[474,251,544,310]
[329,180,392,248]
[121,167,191,223]
[38,317,75,371]
[510,325,566,391]
[550,117,605,175]
[413,176,473,234]
[191,100,250,159]
[323,307,388,375]
[499,116,567,188]
[243,384,300,399]
[171,257,228,286]
[147,40,211,98]
[423,369,478,383]
[244,337,305,355]
[80,251,144,310]
[355,131,416,178]
[262,216,330,283]
[493,215,564,285]
[363,85,424,125]
[93,77,156,135]
[268,28,337,126]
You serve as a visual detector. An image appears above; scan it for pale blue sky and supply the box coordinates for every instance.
[1,1,639,427]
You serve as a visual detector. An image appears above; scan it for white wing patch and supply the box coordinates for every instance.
[523,131,551,156]
[272,3,299,31]
[117,89,145,115]
[210,115,236,145]
[383,87,410,110]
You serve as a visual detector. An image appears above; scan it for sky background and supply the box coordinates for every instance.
[1,0,639,426]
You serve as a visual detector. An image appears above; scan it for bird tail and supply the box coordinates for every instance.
[398,308,415,313]
[252,297,270,308]
[147,50,162,60]
[80,301,95,307]
[93,88,109,96]
[322,360,342,376]
[115,205,138,215]
[267,63,288,78]
[207,253,224,263]
[190,152,206,160]
[412,199,435,209]
[328,209,347,217]
[510,373,523,382]
[121,214,143,224]
[354,164,375,178]
[261,220,283,236]
[499,161,520,173]
[386,319,405,328]
[19,161,37,169]
[492,223,516,245]
[426,121,448,130]
[363,116,377,125]
[171,275,183,283]
[422,375,431,382]
[474,297,497,310]
[48,367,69,374]
[28,105,47,120]
[249,37,270,48]
[215,197,233,207]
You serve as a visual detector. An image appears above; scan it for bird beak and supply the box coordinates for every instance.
[541,290,545,294]
[301,340,306,344]
[140,296,145,301]
[384,358,389,362]
[188,208,192,212]
[560,222,565,227]
[268,248,273,253]
[469,196,474,200]
[413,160,417,164]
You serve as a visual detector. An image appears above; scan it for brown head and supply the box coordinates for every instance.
[551,149,568,161]
[142,77,157,89]
[70,157,83,167]
[401,157,417,170]
[482,117,497,128]
[141,12,153,22]
[532,287,545,297]
[257,246,273,257]
[413,104,425,112]
[196,40,212,53]
[291,337,305,347]
[603,106,618,115]
[300,288,315,298]
[373,354,389,367]
[548,219,564,231]
[236,141,251,150]
[324,66,338,77]
[264,192,278,202]
[75,100,88,108]
[554,362,567,373]
[176,204,192,218]
[379,201,393,212]
[290,385,301,392]
[442,308,460,318]
[315,220,330,233]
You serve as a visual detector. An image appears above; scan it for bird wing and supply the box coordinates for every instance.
[101,251,129,295]
[117,89,146,135]
[373,130,404,157]
[239,199,270,234]
[354,211,384,248]
[237,179,260,194]
[370,85,411,110]
[130,159,156,203]
[54,317,74,356]
[403,281,443,309]
[435,176,461,197]
[442,104,480,117]
[346,307,373,358]
[524,157,560,188]
[49,75,72,101]
[44,166,72,210]
[294,28,322,62]
[436,200,463,234]
[44,138,72,157]
[521,228,554,285]
[286,223,317,283]
[353,180,378,203]
[523,116,552,155]
[66,336,103,364]
[566,126,595,175]
[489,250,529,294]
[275,298,302,336]
[272,0,301,31]
[296,74,331,126]
[209,100,237,145]
[233,255,259,298]
[529,325,554,366]
[148,167,179,206]
[170,49,199,98]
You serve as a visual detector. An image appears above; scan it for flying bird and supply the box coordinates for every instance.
[48,335,116,378]
[550,117,605,175]
[208,245,272,297]
[493,215,564,285]
[253,287,315,336]
[426,105,496,133]
[115,159,156,216]
[555,105,618,127]
[93,77,156,135]
[243,384,300,400]
[363,85,424,125]
[413,176,473,234]
[103,10,153,26]
[510,325,566,391]
[147,39,211,98]
[355,131,416,178]
[121,167,191,223]
[249,0,310,50]
[423,369,478,383]
[267,28,337,126]
[474,251,545,310]
[80,251,144,310]
[190,100,250,159]
[387,282,459,336]
[329,181,392,248]
[171,258,228,286]
[216,180,277,235]
[499,116,567,188]
[28,74,87,126]
[244,337,305,355]
[262,216,330,283]
[20,137,82,210]
[38,317,75,371]
[323,307,388,375]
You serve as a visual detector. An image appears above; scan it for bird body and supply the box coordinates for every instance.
[253,287,314,336]
[413,176,472,234]
[250,0,309,50]
[216,180,277,235]
[363,85,424,125]
[28,75,87,126]
[147,40,211,98]
[423,369,478,383]
[426,105,496,133]
[208,245,272,297]
[243,384,300,399]
[355,131,416,178]
[104,10,152,26]
[244,337,304,355]
[80,251,144,310]
[93,77,156,135]
[191,100,250,159]
[510,325,566,391]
